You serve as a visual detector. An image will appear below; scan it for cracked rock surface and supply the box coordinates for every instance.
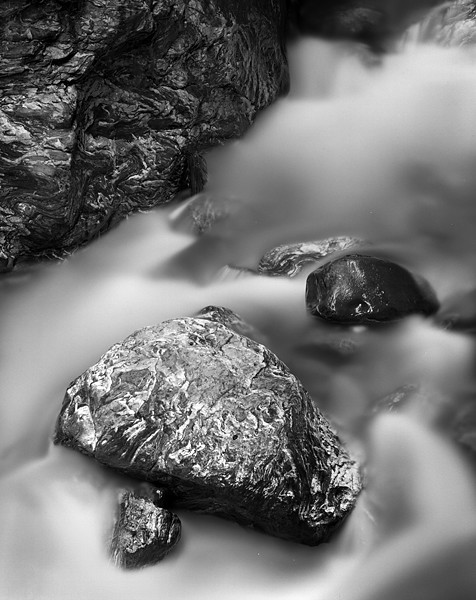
[0,0,288,269]
[55,315,361,546]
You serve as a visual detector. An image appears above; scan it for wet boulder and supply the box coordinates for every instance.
[111,489,181,568]
[0,0,288,269]
[54,315,361,546]
[306,254,439,324]
[258,237,363,278]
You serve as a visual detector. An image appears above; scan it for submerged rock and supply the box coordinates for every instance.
[111,490,181,568]
[435,289,476,334]
[54,315,361,546]
[169,194,246,236]
[258,237,363,278]
[306,254,439,324]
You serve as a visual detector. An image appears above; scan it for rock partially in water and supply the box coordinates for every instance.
[54,315,361,546]
[111,489,181,568]
[306,254,439,325]
[404,0,476,47]
[258,237,363,278]
[435,289,476,334]
[196,305,267,345]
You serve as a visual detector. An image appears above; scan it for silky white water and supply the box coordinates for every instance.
[1,7,476,600]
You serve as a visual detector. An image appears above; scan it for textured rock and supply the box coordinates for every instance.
[405,0,476,47]
[0,0,288,269]
[306,254,439,324]
[258,237,363,278]
[196,305,267,345]
[111,489,181,568]
[54,316,361,546]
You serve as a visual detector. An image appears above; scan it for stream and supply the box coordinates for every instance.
[1,4,476,599]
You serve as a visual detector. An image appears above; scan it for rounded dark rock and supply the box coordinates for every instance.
[305,254,439,324]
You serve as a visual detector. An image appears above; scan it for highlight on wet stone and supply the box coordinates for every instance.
[54,312,362,547]
[258,237,364,277]
[306,254,440,324]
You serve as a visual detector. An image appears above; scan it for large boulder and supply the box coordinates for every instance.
[54,314,361,546]
[0,0,288,270]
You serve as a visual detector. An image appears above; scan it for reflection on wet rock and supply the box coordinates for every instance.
[54,316,361,546]
[306,254,439,324]
[258,237,363,277]
[111,489,181,568]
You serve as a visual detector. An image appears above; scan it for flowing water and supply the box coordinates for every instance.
[2,5,476,599]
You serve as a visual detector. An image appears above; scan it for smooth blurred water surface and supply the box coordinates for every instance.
[1,6,476,599]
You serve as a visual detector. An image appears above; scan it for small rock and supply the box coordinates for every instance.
[306,254,439,324]
[258,237,363,278]
[110,490,181,569]
[55,315,361,546]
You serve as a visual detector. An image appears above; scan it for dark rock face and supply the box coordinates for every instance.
[258,237,363,278]
[306,254,439,324]
[0,0,288,269]
[111,490,181,568]
[54,315,361,546]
